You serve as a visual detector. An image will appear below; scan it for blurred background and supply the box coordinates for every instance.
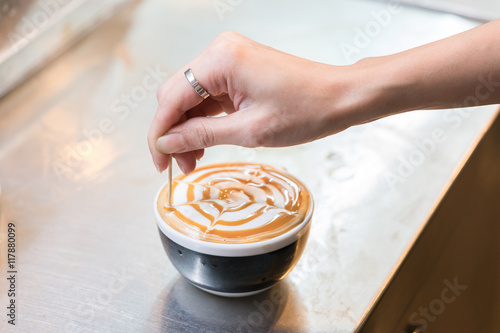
[1,0,500,98]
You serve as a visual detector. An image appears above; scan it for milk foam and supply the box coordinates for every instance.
[157,163,310,244]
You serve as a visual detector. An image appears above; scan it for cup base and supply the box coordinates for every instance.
[193,283,273,297]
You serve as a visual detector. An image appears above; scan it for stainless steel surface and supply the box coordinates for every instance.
[0,0,498,332]
[396,0,500,21]
[0,0,132,98]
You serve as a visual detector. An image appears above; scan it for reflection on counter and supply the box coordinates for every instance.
[156,278,307,332]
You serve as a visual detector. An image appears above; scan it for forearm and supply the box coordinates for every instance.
[355,19,500,121]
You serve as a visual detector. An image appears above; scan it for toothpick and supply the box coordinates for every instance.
[167,154,173,207]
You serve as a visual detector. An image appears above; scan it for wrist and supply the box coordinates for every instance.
[353,56,407,119]
[322,58,397,131]
[343,54,425,125]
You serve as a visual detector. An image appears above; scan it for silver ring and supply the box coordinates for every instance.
[184,68,210,99]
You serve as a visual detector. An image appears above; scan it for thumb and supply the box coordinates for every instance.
[155,112,258,154]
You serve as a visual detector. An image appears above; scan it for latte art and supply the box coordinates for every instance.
[157,163,310,244]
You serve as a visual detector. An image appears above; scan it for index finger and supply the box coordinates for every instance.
[148,65,211,172]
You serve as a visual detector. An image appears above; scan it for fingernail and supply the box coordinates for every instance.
[155,162,163,174]
[156,134,185,154]
[195,149,204,161]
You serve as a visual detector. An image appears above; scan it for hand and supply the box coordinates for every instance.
[147,31,368,174]
[148,21,500,174]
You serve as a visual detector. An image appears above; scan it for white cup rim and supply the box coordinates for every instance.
[154,167,314,257]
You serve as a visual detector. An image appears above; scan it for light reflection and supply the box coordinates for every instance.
[53,136,118,184]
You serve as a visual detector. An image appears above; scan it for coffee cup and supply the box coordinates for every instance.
[155,162,314,297]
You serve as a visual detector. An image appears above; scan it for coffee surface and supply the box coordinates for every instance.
[157,163,310,244]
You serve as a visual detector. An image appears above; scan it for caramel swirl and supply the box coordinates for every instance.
[157,163,310,244]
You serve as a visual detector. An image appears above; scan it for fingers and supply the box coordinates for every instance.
[166,149,204,175]
[173,151,197,175]
[148,31,251,173]
[156,111,258,154]
[186,95,235,118]
[147,65,219,173]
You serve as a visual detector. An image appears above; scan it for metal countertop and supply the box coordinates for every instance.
[0,0,498,332]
